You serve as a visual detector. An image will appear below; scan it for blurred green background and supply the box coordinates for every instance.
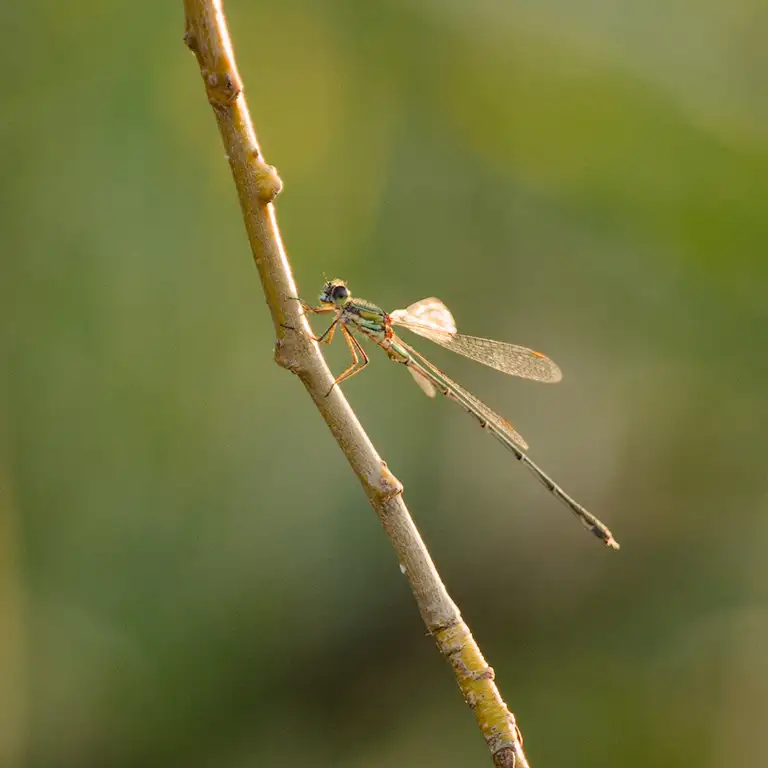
[2,1,767,766]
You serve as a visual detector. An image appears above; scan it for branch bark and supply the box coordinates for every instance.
[182,2,531,765]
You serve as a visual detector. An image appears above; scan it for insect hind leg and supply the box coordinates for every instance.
[326,326,369,396]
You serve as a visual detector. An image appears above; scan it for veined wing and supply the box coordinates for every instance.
[390,297,457,341]
[407,365,439,398]
[390,298,456,398]
[391,298,562,383]
[435,334,562,383]
[397,336,530,451]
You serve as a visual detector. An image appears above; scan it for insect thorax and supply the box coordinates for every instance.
[343,299,388,336]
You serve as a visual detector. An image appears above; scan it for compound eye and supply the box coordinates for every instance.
[332,285,349,301]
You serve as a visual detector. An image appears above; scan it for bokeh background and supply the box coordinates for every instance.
[2,1,767,766]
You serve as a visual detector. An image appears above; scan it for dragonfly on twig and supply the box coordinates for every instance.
[295,279,619,550]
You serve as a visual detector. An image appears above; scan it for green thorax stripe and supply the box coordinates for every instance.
[348,298,387,324]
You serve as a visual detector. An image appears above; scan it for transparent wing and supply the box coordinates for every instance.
[389,298,457,341]
[398,338,530,451]
[391,299,454,398]
[391,298,562,383]
[436,334,562,383]
[407,366,438,398]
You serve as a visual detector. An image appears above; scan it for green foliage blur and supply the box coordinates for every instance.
[2,1,767,766]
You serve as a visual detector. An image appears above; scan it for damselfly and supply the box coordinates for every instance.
[297,279,619,550]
